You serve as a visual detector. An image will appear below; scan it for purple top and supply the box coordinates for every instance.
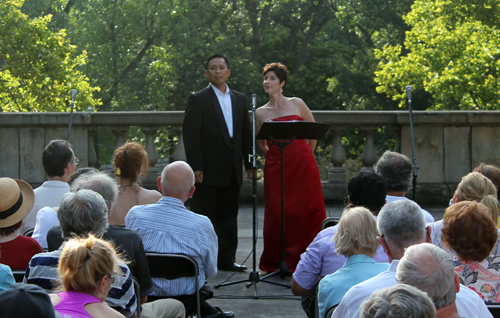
[293,223,389,290]
[54,291,101,318]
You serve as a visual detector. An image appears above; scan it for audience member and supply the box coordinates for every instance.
[375,150,435,222]
[0,178,43,269]
[291,171,388,318]
[32,167,99,248]
[0,262,14,292]
[360,284,437,318]
[109,142,162,226]
[442,201,500,301]
[332,200,492,318]
[428,172,500,257]
[0,283,62,318]
[24,190,137,317]
[126,161,233,318]
[20,140,76,234]
[317,207,389,318]
[45,173,185,318]
[396,243,462,318]
[50,235,125,318]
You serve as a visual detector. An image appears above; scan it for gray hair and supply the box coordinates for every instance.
[58,190,108,239]
[377,200,426,249]
[360,284,437,318]
[334,207,379,257]
[397,243,456,310]
[160,161,195,196]
[375,150,413,192]
[70,172,118,209]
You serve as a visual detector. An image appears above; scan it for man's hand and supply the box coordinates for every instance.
[195,170,203,184]
[246,169,254,179]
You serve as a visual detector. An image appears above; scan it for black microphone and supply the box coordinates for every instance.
[406,85,412,104]
[252,94,257,108]
[71,89,77,104]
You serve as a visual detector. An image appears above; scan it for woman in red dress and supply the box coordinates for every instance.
[256,62,326,273]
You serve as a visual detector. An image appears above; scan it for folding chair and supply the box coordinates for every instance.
[11,269,26,283]
[321,217,340,230]
[146,253,201,318]
[487,303,500,318]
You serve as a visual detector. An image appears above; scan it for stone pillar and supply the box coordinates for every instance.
[329,127,347,182]
[140,126,160,188]
[87,127,98,167]
[110,127,129,149]
[360,126,378,172]
[171,125,187,162]
[391,125,401,153]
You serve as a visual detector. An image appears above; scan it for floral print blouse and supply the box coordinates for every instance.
[456,256,500,302]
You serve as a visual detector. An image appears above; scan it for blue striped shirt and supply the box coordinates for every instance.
[125,196,218,296]
[23,248,137,317]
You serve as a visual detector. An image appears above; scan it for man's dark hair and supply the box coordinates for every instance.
[42,139,73,177]
[205,53,229,70]
[348,171,387,213]
[375,150,413,192]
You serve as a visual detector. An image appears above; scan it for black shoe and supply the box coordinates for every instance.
[204,307,234,318]
[219,263,247,272]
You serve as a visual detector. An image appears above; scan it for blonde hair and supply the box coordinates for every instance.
[455,172,500,224]
[57,235,122,295]
[334,207,379,257]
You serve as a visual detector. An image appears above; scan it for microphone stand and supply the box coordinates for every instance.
[214,94,278,298]
[67,89,77,142]
[406,85,418,201]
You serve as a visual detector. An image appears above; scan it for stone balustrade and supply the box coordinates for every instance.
[1,110,499,207]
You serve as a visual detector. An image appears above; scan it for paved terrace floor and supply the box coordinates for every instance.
[205,204,445,318]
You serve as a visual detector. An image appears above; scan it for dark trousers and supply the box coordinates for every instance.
[191,171,241,268]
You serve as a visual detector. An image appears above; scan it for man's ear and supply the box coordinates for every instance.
[454,272,460,293]
[157,176,162,192]
[188,186,196,198]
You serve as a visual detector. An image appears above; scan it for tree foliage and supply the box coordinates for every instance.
[375,0,500,110]
[0,0,100,112]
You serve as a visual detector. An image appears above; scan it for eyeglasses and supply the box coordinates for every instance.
[73,158,79,166]
[107,274,116,284]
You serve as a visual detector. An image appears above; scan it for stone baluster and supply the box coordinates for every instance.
[110,127,129,149]
[360,126,379,171]
[391,125,401,153]
[87,127,98,167]
[171,124,186,162]
[329,127,347,183]
[140,126,160,188]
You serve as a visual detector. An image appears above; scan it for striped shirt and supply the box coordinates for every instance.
[23,248,137,317]
[125,196,218,296]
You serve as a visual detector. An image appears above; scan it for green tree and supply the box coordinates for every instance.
[375,0,500,110]
[0,0,100,112]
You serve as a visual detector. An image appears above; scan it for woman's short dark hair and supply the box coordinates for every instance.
[442,201,498,262]
[263,62,289,83]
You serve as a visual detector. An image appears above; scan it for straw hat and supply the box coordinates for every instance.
[0,178,35,229]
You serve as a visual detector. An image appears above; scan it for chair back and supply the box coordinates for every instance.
[12,269,26,283]
[487,303,500,318]
[321,217,340,230]
[146,253,200,318]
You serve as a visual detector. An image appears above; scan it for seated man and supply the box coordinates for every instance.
[125,161,233,318]
[24,190,137,317]
[45,172,185,318]
[291,171,389,317]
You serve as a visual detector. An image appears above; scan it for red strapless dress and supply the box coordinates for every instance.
[259,115,326,273]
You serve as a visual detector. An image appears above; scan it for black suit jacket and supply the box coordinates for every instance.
[183,85,252,187]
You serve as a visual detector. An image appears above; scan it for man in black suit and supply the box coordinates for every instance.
[183,53,253,272]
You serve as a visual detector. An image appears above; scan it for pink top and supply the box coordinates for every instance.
[54,291,102,318]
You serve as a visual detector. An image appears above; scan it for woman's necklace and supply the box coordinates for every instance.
[118,183,139,194]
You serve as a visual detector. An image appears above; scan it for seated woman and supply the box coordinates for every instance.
[317,207,389,318]
[32,168,99,249]
[109,142,162,226]
[441,201,500,302]
[49,235,125,318]
[428,172,500,258]
[473,163,500,227]
[0,178,43,269]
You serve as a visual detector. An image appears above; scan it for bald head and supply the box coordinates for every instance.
[159,161,195,201]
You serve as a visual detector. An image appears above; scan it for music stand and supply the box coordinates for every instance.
[254,120,330,287]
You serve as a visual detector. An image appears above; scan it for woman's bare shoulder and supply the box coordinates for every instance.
[138,187,162,204]
[85,302,126,318]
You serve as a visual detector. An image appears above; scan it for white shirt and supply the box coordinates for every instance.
[332,260,493,318]
[385,195,435,223]
[20,180,69,235]
[210,83,233,137]
[32,207,58,249]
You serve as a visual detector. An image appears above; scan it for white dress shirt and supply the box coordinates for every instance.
[210,83,233,138]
